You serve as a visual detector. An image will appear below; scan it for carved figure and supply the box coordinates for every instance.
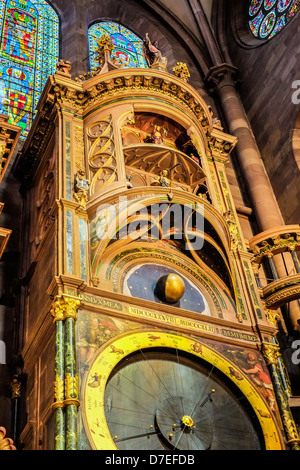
[74,169,90,208]
[150,125,167,144]
[143,33,167,70]
[158,170,171,187]
[56,59,71,75]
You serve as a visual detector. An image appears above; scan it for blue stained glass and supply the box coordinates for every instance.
[264,0,277,9]
[260,10,276,36]
[277,0,292,11]
[249,0,300,38]
[0,0,59,138]
[249,11,265,35]
[268,15,286,36]
[88,21,147,71]
[249,0,264,16]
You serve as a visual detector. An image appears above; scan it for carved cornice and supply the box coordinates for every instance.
[248,225,300,264]
[207,127,237,163]
[54,68,213,131]
[262,274,300,309]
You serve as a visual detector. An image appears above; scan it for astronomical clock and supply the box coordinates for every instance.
[13,29,300,452]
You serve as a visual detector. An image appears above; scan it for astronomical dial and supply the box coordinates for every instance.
[103,349,263,450]
[81,332,279,450]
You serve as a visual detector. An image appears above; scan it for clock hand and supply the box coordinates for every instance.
[114,430,161,443]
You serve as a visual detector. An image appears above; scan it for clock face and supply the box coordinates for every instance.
[82,331,283,450]
[103,348,263,450]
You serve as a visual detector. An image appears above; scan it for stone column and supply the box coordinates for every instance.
[51,294,82,450]
[63,295,81,451]
[262,342,300,450]
[51,297,66,451]
[205,64,300,327]
[205,64,285,232]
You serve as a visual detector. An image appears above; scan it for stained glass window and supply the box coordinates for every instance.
[249,0,300,39]
[88,22,147,71]
[0,0,59,138]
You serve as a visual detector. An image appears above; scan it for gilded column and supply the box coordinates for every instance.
[261,342,300,450]
[51,295,82,450]
[51,297,66,450]
[63,295,81,451]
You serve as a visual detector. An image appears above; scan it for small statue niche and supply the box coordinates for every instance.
[73,169,90,208]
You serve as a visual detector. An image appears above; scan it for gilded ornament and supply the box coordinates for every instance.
[10,377,21,400]
[261,342,281,366]
[64,373,80,408]
[50,297,65,323]
[50,295,82,322]
[0,427,15,450]
[265,308,280,327]
[173,62,190,82]
[73,169,90,208]
[91,277,100,287]
[53,375,64,408]
[56,59,71,75]
[155,273,186,303]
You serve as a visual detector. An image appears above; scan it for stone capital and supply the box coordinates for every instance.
[205,63,239,92]
[261,342,281,366]
[50,294,82,322]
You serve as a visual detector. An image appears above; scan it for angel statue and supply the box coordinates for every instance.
[143,33,168,71]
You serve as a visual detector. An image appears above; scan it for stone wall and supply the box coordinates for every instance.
[223,1,300,225]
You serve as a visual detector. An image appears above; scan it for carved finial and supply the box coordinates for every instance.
[92,34,127,74]
[95,34,114,65]
[56,59,71,76]
[173,62,190,82]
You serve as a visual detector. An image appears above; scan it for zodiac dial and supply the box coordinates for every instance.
[82,332,278,450]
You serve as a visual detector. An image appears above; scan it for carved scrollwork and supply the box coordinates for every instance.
[87,116,117,196]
